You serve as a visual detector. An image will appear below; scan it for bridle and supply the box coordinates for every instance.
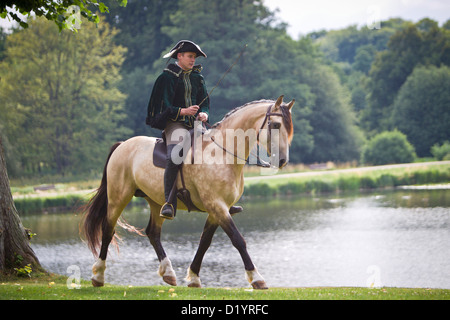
[209,103,286,167]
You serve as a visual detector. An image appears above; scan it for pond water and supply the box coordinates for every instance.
[21,188,450,289]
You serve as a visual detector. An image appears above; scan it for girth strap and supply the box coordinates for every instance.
[176,165,204,212]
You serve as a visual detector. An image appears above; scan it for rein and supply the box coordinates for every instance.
[206,104,285,167]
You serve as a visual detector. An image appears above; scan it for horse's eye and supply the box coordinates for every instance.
[271,122,281,129]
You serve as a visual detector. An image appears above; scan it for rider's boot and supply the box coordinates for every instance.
[229,206,243,215]
[160,145,180,220]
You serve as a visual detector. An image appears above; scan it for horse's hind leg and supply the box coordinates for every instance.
[186,215,219,288]
[91,205,120,287]
[91,194,132,287]
[145,199,177,286]
[91,220,114,287]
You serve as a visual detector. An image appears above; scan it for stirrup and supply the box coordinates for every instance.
[160,202,175,220]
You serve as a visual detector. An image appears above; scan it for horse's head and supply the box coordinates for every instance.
[258,95,294,169]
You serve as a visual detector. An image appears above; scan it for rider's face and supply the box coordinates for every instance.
[177,52,197,70]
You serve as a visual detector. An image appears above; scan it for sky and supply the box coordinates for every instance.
[1,0,449,35]
[264,0,450,38]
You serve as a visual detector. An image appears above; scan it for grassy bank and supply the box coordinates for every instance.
[11,161,450,214]
[1,273,449,300]
[244,162,450,197]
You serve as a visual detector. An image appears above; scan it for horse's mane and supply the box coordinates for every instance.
[211,99,274,128]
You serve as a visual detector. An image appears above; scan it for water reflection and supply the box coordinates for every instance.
[21,189,450,288]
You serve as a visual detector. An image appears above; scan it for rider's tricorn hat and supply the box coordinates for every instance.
[163,40,207,59]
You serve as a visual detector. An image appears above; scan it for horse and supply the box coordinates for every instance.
[81,95,295,289]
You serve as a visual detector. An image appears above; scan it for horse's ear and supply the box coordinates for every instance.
[274,95,284,110]
[287,99,295,111]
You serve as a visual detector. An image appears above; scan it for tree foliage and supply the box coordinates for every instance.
[1,0,127,31]
[392,65,450,157]
[100,0,178,137]
[0,17,130,176]
[362,19,450,132]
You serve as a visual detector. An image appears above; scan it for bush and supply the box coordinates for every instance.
[361,130,416,165]
[431,141,450,160]
[279,182,306,195]
[245,183,274,197]
[337,177,360,192]
[360,177,377,189]
[376,174,396,188]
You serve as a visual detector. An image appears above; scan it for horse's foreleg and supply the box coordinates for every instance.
[219,215,268,290]
[187,215,219,288]
[146,200,177,286]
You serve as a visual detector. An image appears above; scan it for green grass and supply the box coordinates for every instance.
[244,163,450,197]
[1,273,449,300]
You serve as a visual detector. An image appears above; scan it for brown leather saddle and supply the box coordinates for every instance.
[135,130,204,212]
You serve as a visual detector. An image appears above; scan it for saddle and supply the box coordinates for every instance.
[152,129,197,168]
[135,130,204,212]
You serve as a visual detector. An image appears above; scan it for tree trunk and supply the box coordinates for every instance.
[0,137,42,273]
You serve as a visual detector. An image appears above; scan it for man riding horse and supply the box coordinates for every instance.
[146,40,241,220]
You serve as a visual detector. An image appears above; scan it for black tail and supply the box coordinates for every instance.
[80,142,122,256]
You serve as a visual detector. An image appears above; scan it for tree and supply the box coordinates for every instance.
[362,19,450,133]
[361,130,416,165]
[392,65,450,157]
[301,64,364,163]
[1,0,127,31]
[101,0,179,136]
[313,19,407,65]
[0,17,131,177]
[0,137,41,273]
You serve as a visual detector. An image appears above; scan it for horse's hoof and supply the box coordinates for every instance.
[187,282,202,288]
[251,280,268,290]
[163,276,177,286]
[91,279,104,287]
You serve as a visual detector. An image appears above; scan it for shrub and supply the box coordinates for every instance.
[245,183,273,197]
[361,130,416,165]
[376,174,396,188]
[431,141,450,160]
[337,177,360,192]
[360,177,377,189]
[279,182,305,195]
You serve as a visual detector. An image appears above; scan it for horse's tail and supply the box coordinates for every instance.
[80,142,122,256]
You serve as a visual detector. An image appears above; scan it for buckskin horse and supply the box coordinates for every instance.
[81,95,294,289]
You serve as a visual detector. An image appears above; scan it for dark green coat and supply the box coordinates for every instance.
[146,63,210,129]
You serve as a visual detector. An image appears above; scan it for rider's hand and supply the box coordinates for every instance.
[197,112,208,122]
[180,105,199,116]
